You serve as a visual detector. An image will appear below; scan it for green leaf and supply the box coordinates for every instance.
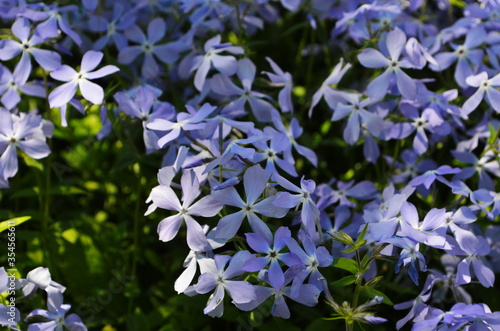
[332,258,359,274]
[361,287,393,305]
[450,0,466,8]
[488,122,499,146]
[364,276,383,288]
[360,253,371,271]
[0,216,31,232]
[21,153,44,171]
[341,247,357,254]
[61,228,79,244]
[49,186,87,195]
[330,275,356,287]
[356,224,368,245]
[10,188,39,199]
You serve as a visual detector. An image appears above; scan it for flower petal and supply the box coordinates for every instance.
[358,48,390,68]
[81,50,104,72]
[79,79,104,105]
[85,65,119,79]
[157,214,183,242]
[48,81,78,109]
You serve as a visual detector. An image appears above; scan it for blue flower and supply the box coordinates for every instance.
[243,226,302,291]
[193,251,256,317]
[48,50,119,108]
[148,170,223,251]
[118,18,186,79]
[211,164,289,243]
[358,27,417,100]
[382,237,427,285]
[0,110,50,180]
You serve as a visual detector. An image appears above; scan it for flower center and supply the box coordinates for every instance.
[413,118,426,129]
[108,22,116,35]
[456,46,466,58]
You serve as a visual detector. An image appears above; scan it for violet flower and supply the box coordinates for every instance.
[357,27,417,100]
[211,165,289,243]
[148,170,223,251]
[0,110,50,179]
[193,251,256,317]
[48,50,119,108]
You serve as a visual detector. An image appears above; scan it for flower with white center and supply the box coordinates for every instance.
[48,50,119,108]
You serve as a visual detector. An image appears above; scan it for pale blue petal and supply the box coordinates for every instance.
[118,46,142,64]
[358,48,390,68]
[31,48,61,71]
[395,68,416,99]
[157,214,183,242]
[462,88,485,117]
[194,57,211,91]
[211,54,237,76]
[189,195,222,217]
[225,280,256,304]
[486,87,500,113]
[17,139,50,159]
[79,79,104,105]
[185,215,209,251]
[49,65,77,82]
[471,259,494,288]
[153,43,181,64]
[85,65,119,79]
[244,165,269,205]
[147,18,165,44]
[386,27,406,61]
[48,81,78,108]
[214,211,245,241]
[194,273,217,294]
[367,69,392,99]
[81,50,103,72]
[269,259,285,290]
[0,39,21,60]
[0,144,18,178]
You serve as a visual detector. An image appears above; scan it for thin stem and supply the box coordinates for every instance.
[182,128,215,157]
[128,163,142,314]
[219,122,224,183]
[352,248,363,309]
[41,72,55,273]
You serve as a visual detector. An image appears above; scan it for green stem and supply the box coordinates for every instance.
[128,163,142,314]
[351,249,363,309]
[219,122,224,183]
[182,128,215,157]
[41,72,54,272]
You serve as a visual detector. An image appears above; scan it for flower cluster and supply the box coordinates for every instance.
[0,266,86,330]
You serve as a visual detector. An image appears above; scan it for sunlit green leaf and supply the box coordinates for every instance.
[0,216,31,232]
